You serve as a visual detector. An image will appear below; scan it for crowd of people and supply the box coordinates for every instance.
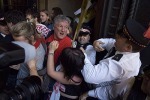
[0,5,150,100]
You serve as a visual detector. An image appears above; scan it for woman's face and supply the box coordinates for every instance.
[40,12,49,23]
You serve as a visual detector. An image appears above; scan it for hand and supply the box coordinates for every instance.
[79,92,88,100]
[93,40,104,52]
[49,40,59,53]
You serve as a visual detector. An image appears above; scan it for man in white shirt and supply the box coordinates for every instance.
[81,19,150,87]
[76,25,96,65]
[80,65,150,100]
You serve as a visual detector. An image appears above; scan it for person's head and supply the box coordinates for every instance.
[40,9,50,23]
[4,10,26,30]
[10,21,36,44]
[53,15,71,40]
[0,12,9,35]
[78,26,92,45]
[114,19,150,52]
[26,9,40,23]
[51,7,63,21]
[59,47,85,80]
[141,65,150,96]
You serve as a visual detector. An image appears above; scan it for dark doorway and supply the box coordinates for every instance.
[0,0,38,13]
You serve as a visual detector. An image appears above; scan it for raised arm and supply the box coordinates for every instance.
[47,40,72,84]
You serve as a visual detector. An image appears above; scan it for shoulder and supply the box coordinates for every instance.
[112,54,123,61]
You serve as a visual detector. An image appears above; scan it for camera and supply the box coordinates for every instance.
[0,42,43,100]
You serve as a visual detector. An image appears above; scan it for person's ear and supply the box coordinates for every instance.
[125,44,132,52]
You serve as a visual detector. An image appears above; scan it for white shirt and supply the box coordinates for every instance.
[85,45,96,65]
[88,77,135,100]
[81,38,141,84]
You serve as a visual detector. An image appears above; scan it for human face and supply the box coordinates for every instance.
[78,34,90,45]
[13,35,29,43]
[0,25,9,35]
[26,14,34,22]
[53,20,69,40]
[141,74,150,96]
[114,34,131,52]
[40,12,49,23]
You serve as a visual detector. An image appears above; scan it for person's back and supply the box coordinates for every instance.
[47,43,89,99]
[10,21,46,85]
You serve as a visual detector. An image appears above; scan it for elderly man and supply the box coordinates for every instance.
[46,15,72,65]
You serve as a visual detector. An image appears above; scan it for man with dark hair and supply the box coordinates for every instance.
[4,10,26,29]
[76,25,96,65]
[51,7,63,21]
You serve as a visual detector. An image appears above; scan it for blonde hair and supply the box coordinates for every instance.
[10,21,37,44]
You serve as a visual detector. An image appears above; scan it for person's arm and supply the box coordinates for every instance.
[27,59,38,76]
[47,40,72,84]
[81,53,124,84]
[85,45,96,65]
[93,38,115,52]
[80,77,135,100]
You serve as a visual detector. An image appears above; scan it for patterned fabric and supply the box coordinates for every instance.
[36,24,51,38]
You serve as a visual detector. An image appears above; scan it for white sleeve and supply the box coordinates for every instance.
[85,45,96,65]
[88,77,135,100]
[97,38,116,51]
[81,53,124,84]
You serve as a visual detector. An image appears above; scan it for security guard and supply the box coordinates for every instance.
[81,19,150,87]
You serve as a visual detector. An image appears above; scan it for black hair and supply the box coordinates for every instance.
[4,10,26,24]
[26,9,40,22]
[52,7,63,19]
[59,47,85,80]
[116,28,144,52]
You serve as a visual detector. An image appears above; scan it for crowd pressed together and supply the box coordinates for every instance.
[0,6,150,100]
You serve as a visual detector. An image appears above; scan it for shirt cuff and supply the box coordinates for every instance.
[88,90,95,97]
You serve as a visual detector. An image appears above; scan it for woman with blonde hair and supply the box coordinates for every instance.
[10,21,46,85]
[40,9,53,30]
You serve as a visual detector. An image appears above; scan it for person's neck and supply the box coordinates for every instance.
[54,34,62,41]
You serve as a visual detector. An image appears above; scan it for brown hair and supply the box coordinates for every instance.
[40,9,51,24]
